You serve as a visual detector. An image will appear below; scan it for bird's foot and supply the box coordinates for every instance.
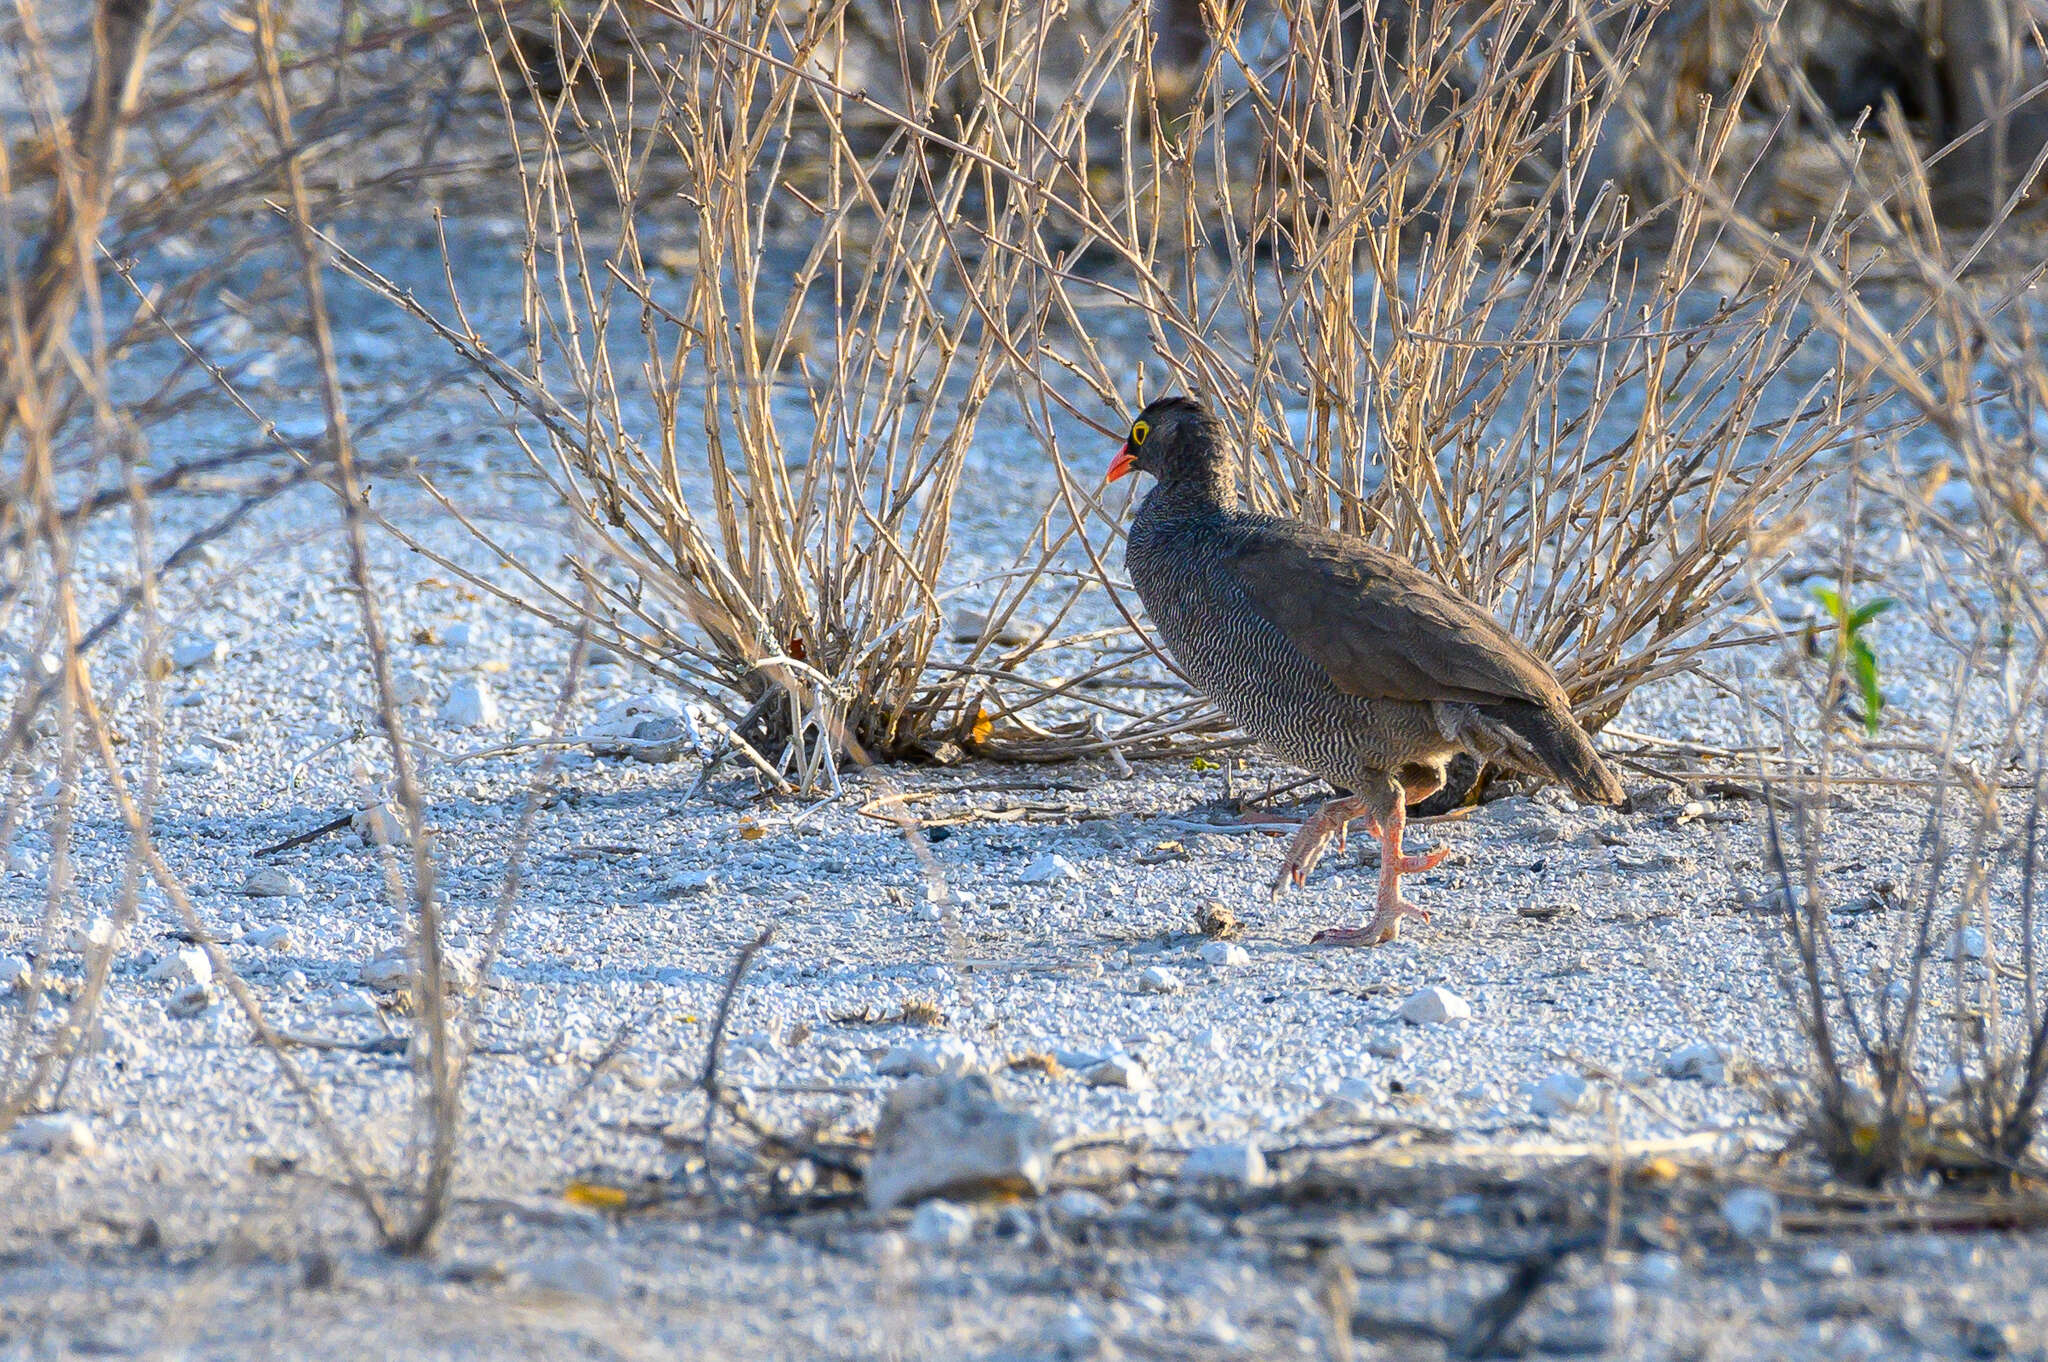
[1270,826,1330,899]
[1333,819,1382,858]
[1269,855,1312,901]
[1270,796,1374,899]
[1390,844,1449,875]
[1311,898,1428,947]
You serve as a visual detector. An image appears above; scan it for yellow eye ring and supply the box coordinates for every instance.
[1129,419,1150,446]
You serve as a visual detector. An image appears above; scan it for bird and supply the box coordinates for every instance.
[1108,394,1625,945]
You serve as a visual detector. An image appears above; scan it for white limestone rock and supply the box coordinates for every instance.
[1529,1071,1589,1117]
[438,676,500,729]
[582,696,689,764]
[1398,986,1471,1025]
[867,1074,1050,1211]
[1662,1042,1729,1086]
[1081,1053,1152,1090]
[906,1199,976,1249]
[11,1112,98,1158]
[171,634,226,671]
[1018,853,1081,885]
[1135,965,1183,995]
[1181,1140,1269,1187]
[1720,1187,1781,1241]
[875,1035,981,1079]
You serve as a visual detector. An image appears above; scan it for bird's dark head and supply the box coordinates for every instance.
[1106,395,1228,492]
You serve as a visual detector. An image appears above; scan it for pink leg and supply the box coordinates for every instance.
[1312,798,1446,946]
[1268,793,1373,900]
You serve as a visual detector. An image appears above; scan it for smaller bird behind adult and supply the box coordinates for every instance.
[1109,394,1624,945]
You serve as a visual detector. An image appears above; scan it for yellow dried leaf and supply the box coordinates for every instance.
[738,822,766,841]
[563,1180,631,1210]
[1006,1051,1067,1079]
[969,706,993,746]
[1636,1156,1679,1183]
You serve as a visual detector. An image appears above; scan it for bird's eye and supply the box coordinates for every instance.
[1130,419,1150,446]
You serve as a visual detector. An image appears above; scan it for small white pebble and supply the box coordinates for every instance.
[1018,853,1081,885]
[170,633,225,670]
[1197,940,1248,968]
[359,950,413,993]
[1720,1187,1781,1241]
[1181,1140,1269,1187]
[1831,1320,1885,1360]
[167,747,218,776]
[1662,1042,1729,1086]
[1799,1247,1854,1278]
[875,1036,980,1078]
[1633,1251,1682,1289]
[1046,1189,1112,1223]
[1397,986,1471,1025]
[907,1199,975,1249]
[241,925,294,952]
[11,1112,97,1158]
[1948,926,1988,961]
[241,866,299,898]
[1135,965,1183,995]
[438,676,500,729]
[1052,1304,1100,1354]
[513,1251,623,1303]
[1082,1054,1151,1090]
[1530,1071,1588,1117]
[329,989,382,1018]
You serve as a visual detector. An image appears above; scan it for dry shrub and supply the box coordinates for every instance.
[1754,481,2048,1183]
[1676,21,2048,1182]
[346,0,1149,784]
[0,1,521,1249]
[356,2,2026,794]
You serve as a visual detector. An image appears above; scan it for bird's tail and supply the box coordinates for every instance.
[1484,699,1626,806]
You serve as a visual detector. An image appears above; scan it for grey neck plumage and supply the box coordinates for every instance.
[1139,437,1238,518]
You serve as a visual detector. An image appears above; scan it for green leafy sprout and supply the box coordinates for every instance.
[1812,585,1897,737]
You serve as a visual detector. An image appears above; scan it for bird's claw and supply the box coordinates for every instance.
[1391,845,1449,875]
[1310,924,1385,947]
[1312,897,1429,947]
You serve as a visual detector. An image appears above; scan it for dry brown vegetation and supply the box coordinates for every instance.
[0,0,500,1252]
[1685,28,2048,1183]
[349,0,2047,797]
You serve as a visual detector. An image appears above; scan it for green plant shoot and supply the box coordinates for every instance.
[1813,586,1897,737]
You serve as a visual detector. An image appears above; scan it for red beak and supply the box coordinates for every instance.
[1107,443,1137,482]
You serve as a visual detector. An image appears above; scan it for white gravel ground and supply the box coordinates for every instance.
[4,222,2047,1361]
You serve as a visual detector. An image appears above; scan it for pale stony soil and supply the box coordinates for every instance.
[3,221,2046,1361]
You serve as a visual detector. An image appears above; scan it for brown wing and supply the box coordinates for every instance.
[1226,520,1572,709]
